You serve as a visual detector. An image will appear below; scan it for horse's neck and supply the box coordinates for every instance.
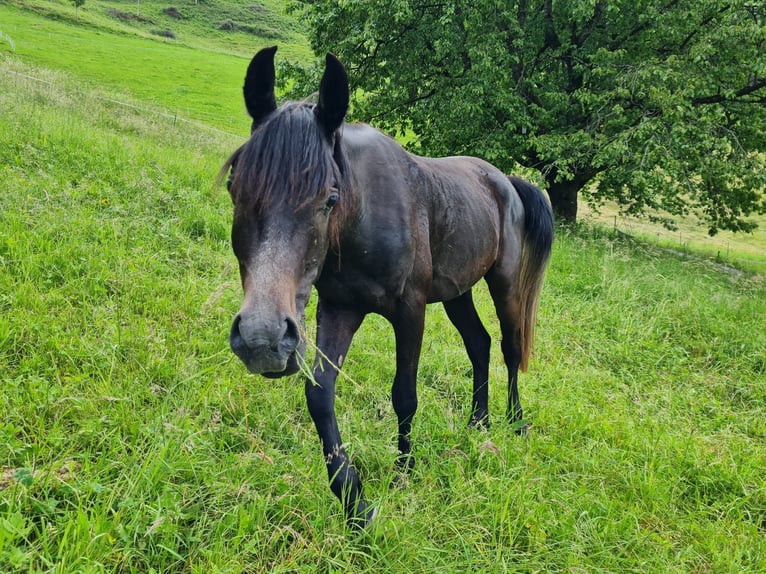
[341,121,422,190]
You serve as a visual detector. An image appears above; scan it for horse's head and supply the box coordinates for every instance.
[224,46,350,377]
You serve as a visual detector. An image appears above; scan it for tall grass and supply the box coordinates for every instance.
[579,203,766,276]
[2,57,765,572]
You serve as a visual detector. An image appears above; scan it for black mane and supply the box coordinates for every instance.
[224,102,351,235]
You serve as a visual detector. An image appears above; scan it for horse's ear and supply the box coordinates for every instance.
[316,52,349,137]
[243,46,278,131]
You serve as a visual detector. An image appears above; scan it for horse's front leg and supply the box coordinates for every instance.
[390,295,427,475]
[305,299,373,528]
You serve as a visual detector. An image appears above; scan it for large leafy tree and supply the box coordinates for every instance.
[288,0,765,233]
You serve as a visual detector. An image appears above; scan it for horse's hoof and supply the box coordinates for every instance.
[349,504,378,531]
[365,506,379,527]
[389,472,409,490]
[468,413,490,430]
[510,419,529,436]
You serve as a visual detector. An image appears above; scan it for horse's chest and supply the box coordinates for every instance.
[316,233,416,310]
[315,266,403,314]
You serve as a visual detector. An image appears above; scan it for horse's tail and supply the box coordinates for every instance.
[510,176,554,372]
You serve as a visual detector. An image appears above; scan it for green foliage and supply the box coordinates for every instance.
[1,56,765,572]
[290,0,766,232]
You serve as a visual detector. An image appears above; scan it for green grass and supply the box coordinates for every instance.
[2,55,765,572]
[4,0,310,57]
[580,202,766,275]
[0,0,311,134]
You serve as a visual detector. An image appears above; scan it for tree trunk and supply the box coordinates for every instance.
[546,178,581,224]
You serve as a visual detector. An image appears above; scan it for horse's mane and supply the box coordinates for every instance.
[221,102,352,247]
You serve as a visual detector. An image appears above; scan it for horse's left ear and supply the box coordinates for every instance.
[316,53,349,137]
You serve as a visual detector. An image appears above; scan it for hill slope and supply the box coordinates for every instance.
[1,0,311,133]
[3,0,310,56]
[1,55,765,572]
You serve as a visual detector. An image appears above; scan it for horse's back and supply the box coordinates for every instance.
[339,124,525,304]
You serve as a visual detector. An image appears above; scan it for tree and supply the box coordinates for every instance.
[71,0,85,20]
[288,0,766,233]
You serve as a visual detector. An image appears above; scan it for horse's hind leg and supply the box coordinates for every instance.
[485,272,526,432]
[443,290,492,427]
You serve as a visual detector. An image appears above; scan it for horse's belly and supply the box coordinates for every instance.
[427,242,498,302]
[425,194,501,302]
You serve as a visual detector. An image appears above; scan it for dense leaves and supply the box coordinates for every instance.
[288,0,766,233]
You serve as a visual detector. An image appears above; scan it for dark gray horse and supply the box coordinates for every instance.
[223,46,554,528]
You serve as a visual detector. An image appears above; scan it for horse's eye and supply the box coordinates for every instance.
[325,191,339,209]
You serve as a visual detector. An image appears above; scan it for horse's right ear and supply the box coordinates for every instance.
[243,46,278,132]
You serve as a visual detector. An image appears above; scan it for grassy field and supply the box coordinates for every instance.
[0,0,310,134]
[2,0,310,57]
[580,203,766,276]
[2,5,766,572]
[2,55,765,573]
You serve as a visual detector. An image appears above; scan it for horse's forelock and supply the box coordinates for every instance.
[229,104,329,211]
[224,102,351,248]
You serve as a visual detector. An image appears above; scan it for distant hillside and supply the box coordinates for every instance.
[0,1,312,133]
[2,0,311,58]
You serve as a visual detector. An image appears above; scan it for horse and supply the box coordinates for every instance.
[222,46,554,528]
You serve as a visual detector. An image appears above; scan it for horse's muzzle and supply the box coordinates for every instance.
[229,313,302,377]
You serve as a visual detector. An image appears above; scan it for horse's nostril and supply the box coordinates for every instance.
[283,316,300,349]
[230,314,244,348]
[231,312,298,353]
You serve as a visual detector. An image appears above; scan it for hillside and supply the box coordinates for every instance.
[2,48,765,572]
[3,0,310,56]
[0,0,311,133]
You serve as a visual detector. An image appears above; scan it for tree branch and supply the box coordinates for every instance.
[367,89,437,122]
[677,4,731,53]
[693,77,766,105]
[540,0,560,52]
[607,0,680,51]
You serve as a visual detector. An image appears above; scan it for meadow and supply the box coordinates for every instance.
[0,0,309,133]
[1,4,766,572]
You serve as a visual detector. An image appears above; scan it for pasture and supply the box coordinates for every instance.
[0,0,308,133]
[2,5,766,572]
